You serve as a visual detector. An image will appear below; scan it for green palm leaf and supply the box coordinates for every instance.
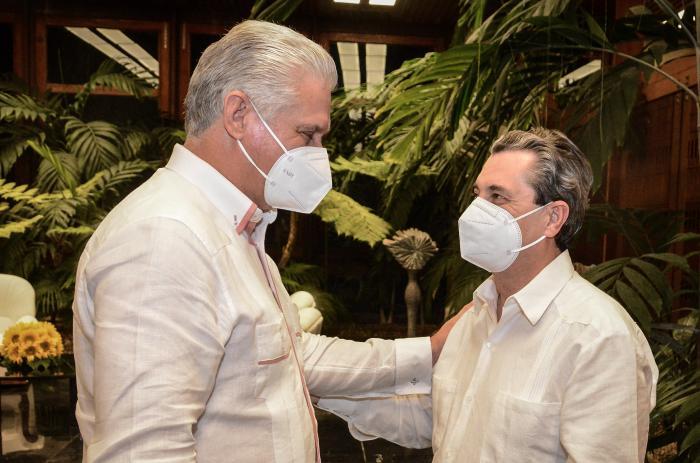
[313,190,392,246]
[0,92,54,122]
[0,128,45,176]
[249,0,303,21]
[64,116,123,178]
[0,215,44,239]
[0,179,40,202]
[37,151,80,192]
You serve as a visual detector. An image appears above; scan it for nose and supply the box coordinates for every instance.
[311,135,324,148]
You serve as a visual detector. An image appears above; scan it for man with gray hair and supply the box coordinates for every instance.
[72,20,460,462]
[318,128,658,462]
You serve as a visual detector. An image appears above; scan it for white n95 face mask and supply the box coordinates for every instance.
[236,102,332,214]
[458,197,551,273]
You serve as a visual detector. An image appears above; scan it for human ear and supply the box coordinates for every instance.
[222,90,250,140]
[544,200,569,238]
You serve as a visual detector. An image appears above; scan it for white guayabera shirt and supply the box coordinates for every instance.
[72,144,432,462]
[319,251,658,462]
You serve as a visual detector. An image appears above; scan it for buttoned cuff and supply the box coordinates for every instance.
[394,337,432,395]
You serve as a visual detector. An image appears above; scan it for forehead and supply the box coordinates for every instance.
[475,149,537,192]
[285,73,332,131]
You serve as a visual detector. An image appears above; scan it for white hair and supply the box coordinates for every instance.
[184,20,337,136]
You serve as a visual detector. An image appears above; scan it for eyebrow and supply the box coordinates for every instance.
[298,124,330,136]
[474,184,512,196]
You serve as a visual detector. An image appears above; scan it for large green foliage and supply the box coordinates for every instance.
[319,1,700,459]
[0,61,182,317]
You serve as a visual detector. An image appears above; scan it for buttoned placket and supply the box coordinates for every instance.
[442,299,521,455]
[246,210,322,463]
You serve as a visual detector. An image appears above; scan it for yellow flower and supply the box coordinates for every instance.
[4,343,22,363]
[37,334,52,356]
[20,343,39,362]
[1,320,64,364]
[19,327,40,346]
[3,324,23,346]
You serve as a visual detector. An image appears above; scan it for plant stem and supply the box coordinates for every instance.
[278,212,298,269]
[405,269,421,337]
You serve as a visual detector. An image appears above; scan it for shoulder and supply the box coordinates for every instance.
[89,168,234,255]
[555,273,641,340]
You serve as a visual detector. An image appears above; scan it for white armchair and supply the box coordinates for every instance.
[0,273,45,454]
[0,274,36,339]
[290,291,324,335]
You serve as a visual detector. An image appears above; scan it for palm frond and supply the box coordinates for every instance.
[152,126,185,160]
[72,60,155,113]
[36,151,80,192]
[81,159,153,198]
[0,179,41,202]
[46,225,95,239]
[123,130,152,159]
[249,0,303,21]
[0,128,44,176]
[0,92,54,122]
[313,190,392,246]
[27,140,78,192]
[64,116,124,178]
[280,262,324,293]
[0,215,44,239]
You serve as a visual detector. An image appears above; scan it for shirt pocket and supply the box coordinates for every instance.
[483,391,562,462]
[254,316,293,398]
[432,375,457,455]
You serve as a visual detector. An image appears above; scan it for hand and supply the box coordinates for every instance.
[430,301,474,365]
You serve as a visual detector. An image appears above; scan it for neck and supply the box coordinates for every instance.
[492,241,562,319]
[183,125,269,210]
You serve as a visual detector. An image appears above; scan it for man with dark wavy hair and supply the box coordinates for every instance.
[319,128,658,462]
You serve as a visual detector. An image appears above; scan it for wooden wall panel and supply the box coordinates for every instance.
[605,89,699,261]
[613,94,681,210]
[683,99,699,205]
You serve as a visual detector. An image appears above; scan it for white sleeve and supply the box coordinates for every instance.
[302,333,432,397]
[317,394,433,449]
[82,219,227,462]
[561,331,652,462]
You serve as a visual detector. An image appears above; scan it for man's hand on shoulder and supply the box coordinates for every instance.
[430,301,474,365]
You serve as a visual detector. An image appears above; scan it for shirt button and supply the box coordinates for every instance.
[485,342,492,349]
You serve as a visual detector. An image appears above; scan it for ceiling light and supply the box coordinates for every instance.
[97,28,159,78]
[65,27,158,86]
[336,42,361,90]
[369,0,397,5]
[365,43,386,85]
[334,0,361,3]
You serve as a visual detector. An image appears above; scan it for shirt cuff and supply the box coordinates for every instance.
[394,337,432,395]
[316,398,378,442]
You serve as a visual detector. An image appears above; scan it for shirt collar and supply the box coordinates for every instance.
[473,250,575,326]
[473,276,499,325]
[165,144,277,234]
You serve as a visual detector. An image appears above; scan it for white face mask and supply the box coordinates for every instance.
[458,197,551,273]
[236,102,332,214]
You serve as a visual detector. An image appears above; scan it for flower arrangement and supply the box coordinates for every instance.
[0,320,65,376]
